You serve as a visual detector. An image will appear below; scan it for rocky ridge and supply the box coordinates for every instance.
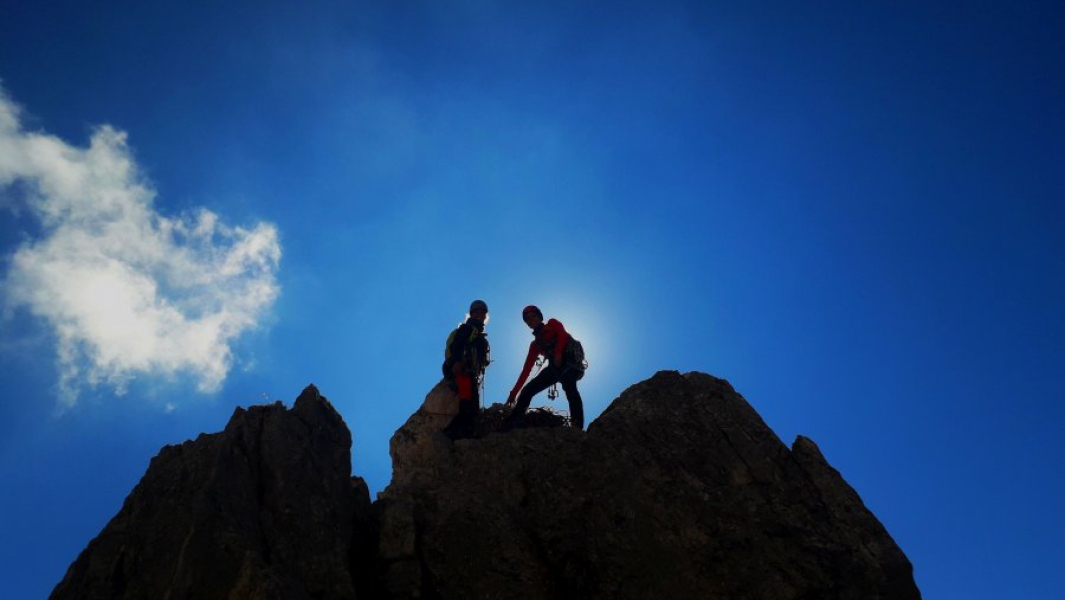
[51,371,921,599]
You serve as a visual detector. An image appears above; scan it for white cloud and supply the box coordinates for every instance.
[0,89,281,407]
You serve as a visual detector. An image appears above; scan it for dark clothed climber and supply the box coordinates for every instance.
[504,305,584,430]
[442,299,490,439]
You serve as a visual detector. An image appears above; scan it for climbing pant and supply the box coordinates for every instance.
[444,398,479,439]
[442,361,480,439]
[442,360,475,401]
[505,364,584,430]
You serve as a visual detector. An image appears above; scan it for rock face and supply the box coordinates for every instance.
[52,372,921,599]
[383,380,460,494]
[383,380,567,496]
[378,371,920,599]
[50,385,377,600]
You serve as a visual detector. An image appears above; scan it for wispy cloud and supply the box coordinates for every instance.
[0,88,281,408]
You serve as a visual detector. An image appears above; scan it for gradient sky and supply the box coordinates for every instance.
[1,1,1062,598]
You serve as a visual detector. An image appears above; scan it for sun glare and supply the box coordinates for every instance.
[532,292,616,381]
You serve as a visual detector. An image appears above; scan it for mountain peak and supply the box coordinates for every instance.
[52,371,921,599]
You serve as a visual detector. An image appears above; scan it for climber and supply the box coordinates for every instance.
[442,299,491,439]
[503,305,585,430]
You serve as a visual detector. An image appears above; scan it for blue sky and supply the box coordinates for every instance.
[1,1,1062,597]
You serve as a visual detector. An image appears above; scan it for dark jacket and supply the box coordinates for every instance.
[445,318,489,373]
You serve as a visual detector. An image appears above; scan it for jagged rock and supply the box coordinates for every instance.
[383,380,567,496]
[376,371,920,599]
[50,385,376,600]
[52,371,921,600]
[382,379,460,495]
[475,402,570,434]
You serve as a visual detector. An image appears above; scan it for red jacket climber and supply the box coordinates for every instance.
[504,305,584,429]
[509,317,570,395]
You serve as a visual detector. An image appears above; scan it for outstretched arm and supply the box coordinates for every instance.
[508,342,541,405]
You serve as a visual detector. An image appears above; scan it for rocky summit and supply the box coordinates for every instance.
[51,371,921,599]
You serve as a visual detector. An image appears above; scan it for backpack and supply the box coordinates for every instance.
[445,325,490,371]
[564,337,588,380]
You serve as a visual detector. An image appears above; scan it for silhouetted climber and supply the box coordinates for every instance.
[504,305,586,430]
[442,299,491,439]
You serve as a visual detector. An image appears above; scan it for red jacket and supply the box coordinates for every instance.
[510,318,570,395]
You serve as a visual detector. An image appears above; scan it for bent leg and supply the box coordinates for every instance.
[504,367,559,428]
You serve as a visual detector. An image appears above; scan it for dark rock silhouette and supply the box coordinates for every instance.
[51,372,921,599]
[50,385,377,600]
[384,380,567,494]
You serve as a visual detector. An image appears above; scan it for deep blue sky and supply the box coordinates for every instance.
[1,1,1062,597]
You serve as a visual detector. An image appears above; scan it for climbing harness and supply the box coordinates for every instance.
[532,355,561,401]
